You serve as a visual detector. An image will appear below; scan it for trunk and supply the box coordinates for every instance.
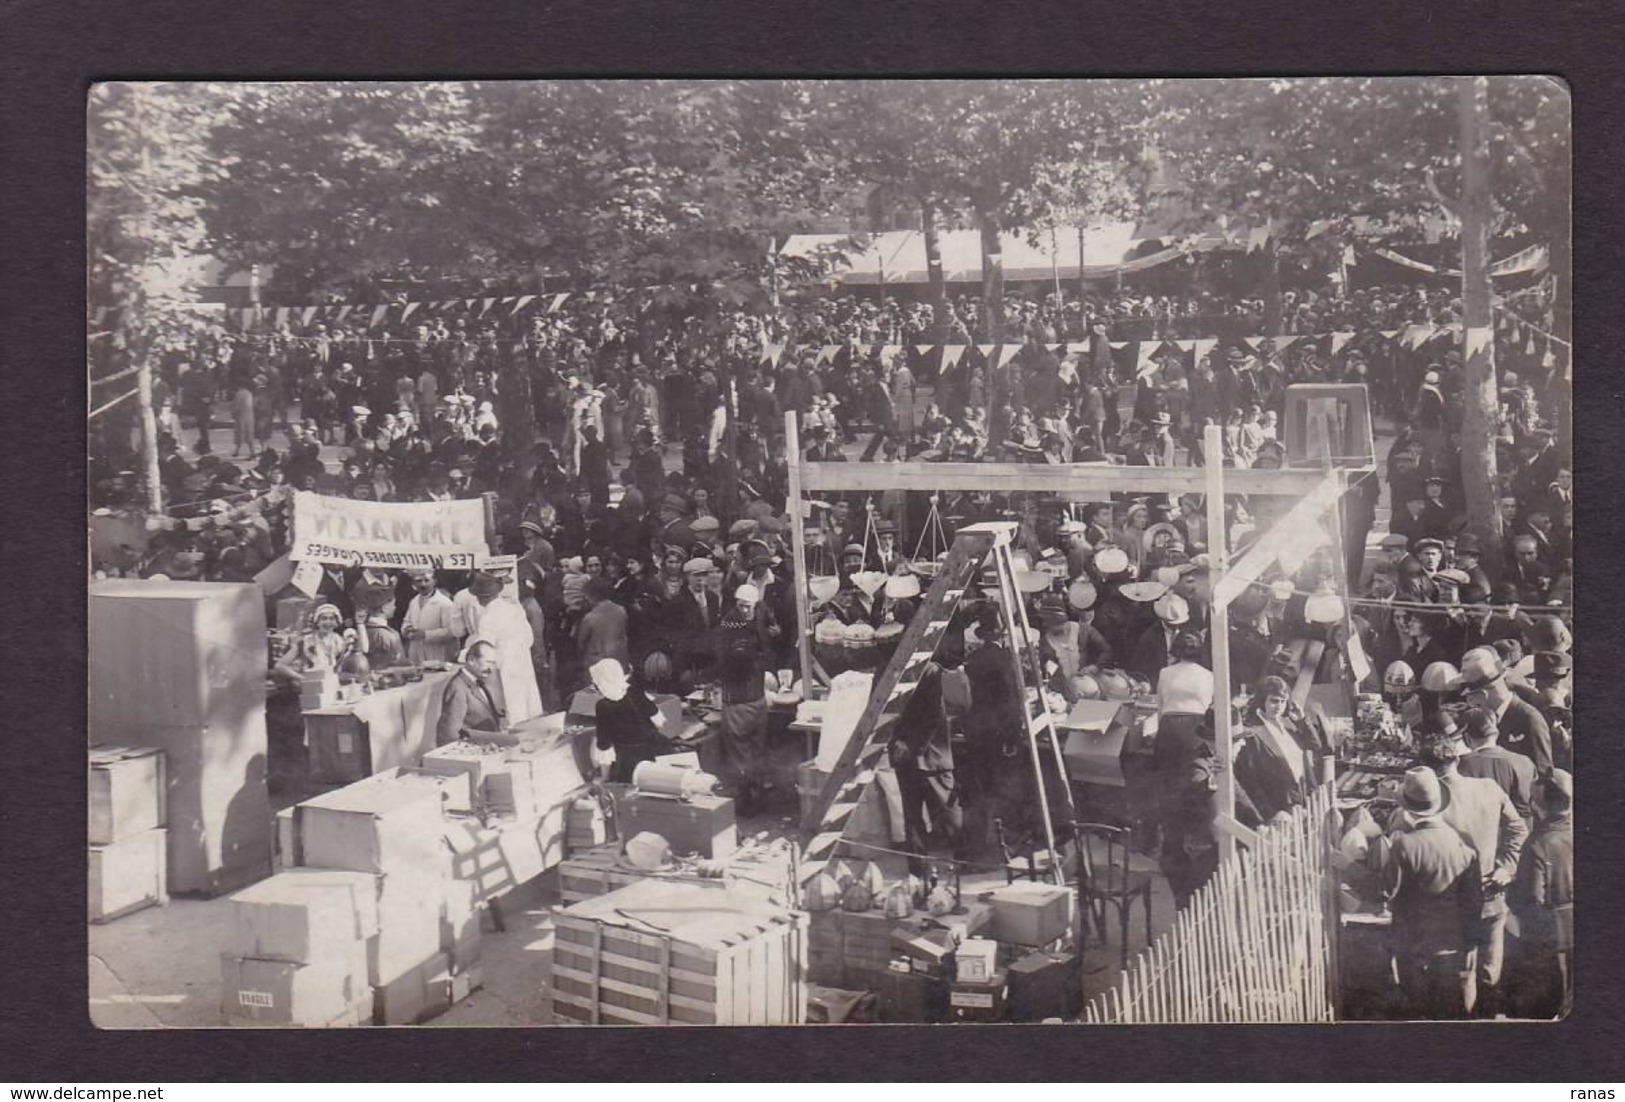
[136,356,163,513]
[1459,76,1503,545]
[1077,225,1089,319]
[1261,232,1283,337]
[977,206,1005,343]
[499,348,537,463]
[921,198,950,391]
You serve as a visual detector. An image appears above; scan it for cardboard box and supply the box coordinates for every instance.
[566,796,607,849]
[614,791,737,859]
[989,883,1076,948]
[227,869,380,964]
[957,938,999,983]
[890,923,957,975]
[304,713,373,785]
[1059,701,1134,788]
[949,970,1008,1022]
[418,741,508,793]
[440,877,482,973]
[483,769,538,819]
[88,828,168,923]
[877,968,949,1023]
[275,808,301,870]
[373,952,453,1026]
[503,737,587,812]
[220,948,370,1026]
[395,766,476,815]
[295,775,449,875]
[936,899,995,946]
[369,873,446,986]
[88,745,166,846]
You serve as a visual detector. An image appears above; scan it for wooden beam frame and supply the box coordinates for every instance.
[798,459,1355,497]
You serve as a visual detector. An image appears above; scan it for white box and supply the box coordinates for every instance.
[88,745,166,845]
[88,828,168,923]
[227,869,380,964]
[295,776,448,875]
[957,938,999,983]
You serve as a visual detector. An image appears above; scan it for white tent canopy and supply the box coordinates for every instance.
[778,224,1233,286]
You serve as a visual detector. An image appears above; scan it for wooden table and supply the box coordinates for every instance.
[302,670,456,784]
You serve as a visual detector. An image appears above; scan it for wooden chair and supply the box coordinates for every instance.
[993,817,1058,884]
[1072,821,1155,971]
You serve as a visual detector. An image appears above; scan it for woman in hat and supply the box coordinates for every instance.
[275,603,353,679]
[589,657,671,784]
[1154,631,1220,907]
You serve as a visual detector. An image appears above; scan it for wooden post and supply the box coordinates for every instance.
[1204,424,1236,861]
[784,410,816,693]
[481,490,498,554]
[1459,75,1503,547]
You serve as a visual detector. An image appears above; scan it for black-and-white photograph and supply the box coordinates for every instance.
[86,77,1571,1028]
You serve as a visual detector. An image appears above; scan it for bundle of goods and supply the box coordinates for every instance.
[549,879,808,1026]
[88,745,168,923]
[1338,695,1414,771]
[566,793,610,850]
[264,770,490,1025]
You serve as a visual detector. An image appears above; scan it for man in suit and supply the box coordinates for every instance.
[1129,592,1193,682]
[1421,718,1530,1018]
[1455,707,1536,823]
[670,557,723,687]
[1459,646,1554,777]
[436,641,510,746]
[575,577,630,672]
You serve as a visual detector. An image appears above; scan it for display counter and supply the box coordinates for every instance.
[302,669,457,784]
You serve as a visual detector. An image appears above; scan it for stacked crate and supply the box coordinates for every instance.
[272,769,480,1025]
[557,839,796,908]
[220,869,378,1027]
[89,581,273,896]
[549,879,807,1026]
[88,746,168,923]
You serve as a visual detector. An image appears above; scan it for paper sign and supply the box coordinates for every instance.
[291,559,324,598]
[336,732,354,756]
[238,990,275,1008]
[951,990,996,1009]
[290,491,487,570]
[1346,629,1373,684]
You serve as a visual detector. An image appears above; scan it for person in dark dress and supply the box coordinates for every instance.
[590,657,670,784]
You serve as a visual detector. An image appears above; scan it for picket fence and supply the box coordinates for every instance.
[1083,785,1340,1024]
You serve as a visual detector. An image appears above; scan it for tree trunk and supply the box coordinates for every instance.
[499,347,538,464]
[1077,224,1089,321]
[1261,232,1283,337]
[1459,76,1503,546]
[977,206,1005,343]
[136,355,163,513]
[921,197,950,395]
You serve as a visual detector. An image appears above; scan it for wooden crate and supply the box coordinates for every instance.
[89,827,168,923]
[88,745,166,846]
[89,581,271,895]
[549,880,807,1026]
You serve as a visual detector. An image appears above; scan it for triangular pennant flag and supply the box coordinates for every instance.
[299,306,318,327]
[548,293,569,312]
[1330,332,1354,356]
[1404,323,1435,351]
[1173,339,1196,354]
[995,344,1022,370]
[1238,337,1262,354]
[400,302,420,323]
[1046,343,1063,354]
[479,298,496,317]
[911,344,930,358]
[941,345,968,370]
[510,294,537,316]
[1135,341,1162,374]
[1379,329,1399,342]
[1525,334,1537,355]
[1464,326,1494,360]
[1108,341,1128,352]
[369,304,389,329]
[976,344,997,360]
[1275,335,1301,352]
[463,298,477,310]
[1190,338,1218,364]
[762,342,785,366]
[1066,342,1089,354]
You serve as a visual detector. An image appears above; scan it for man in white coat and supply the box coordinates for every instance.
[460,567,544,723]
[401,566,460,664]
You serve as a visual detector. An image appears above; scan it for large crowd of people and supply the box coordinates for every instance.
[89,275,1573,1019]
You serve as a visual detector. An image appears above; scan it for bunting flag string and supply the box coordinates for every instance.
[1493,303,1570,350]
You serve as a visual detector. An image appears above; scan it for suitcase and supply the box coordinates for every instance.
[1006,947,1083,1022]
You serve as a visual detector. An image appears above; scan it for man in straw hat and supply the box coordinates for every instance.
[1382,765,1483,1019]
